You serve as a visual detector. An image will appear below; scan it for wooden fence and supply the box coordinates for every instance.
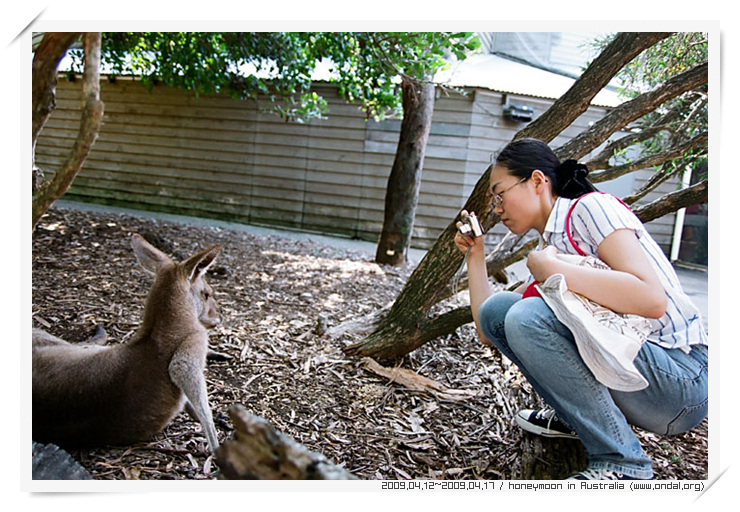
[35,77,677,252]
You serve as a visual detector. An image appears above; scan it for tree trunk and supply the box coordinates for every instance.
[346,168,493,359]
[375,76,435,266]
[32,32,105,230]
[31,32,80,190]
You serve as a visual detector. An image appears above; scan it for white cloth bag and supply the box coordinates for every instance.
[535,254,653,392]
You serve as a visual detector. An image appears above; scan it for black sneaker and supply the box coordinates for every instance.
[514,408,579,440]
[568,468,648,480]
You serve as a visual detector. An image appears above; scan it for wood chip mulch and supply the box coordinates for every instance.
[30,205,708,481]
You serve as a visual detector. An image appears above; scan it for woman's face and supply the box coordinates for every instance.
[489,165,540,235]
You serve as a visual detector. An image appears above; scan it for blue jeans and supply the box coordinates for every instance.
[479,292,709,479]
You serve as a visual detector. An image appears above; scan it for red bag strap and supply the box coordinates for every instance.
[565,192,632,256]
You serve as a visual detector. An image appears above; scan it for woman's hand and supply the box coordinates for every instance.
[453,210,493,345]
[526,245,559,282]
[454,210,485,255]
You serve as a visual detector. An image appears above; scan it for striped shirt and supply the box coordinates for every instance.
[539,193,708,351]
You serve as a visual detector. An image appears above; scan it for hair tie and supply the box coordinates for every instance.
[558,159,589,178]
[558,159,589,192]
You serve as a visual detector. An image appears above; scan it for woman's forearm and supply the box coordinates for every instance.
[550,262,666,318]
[527,230,667,319]
[466,247,494,343]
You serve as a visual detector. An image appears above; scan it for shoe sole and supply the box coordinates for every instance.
[514,414,580,440]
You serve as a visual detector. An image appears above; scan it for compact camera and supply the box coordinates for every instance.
[458,212,483,238]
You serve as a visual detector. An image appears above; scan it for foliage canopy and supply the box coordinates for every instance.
[67,32,480,122]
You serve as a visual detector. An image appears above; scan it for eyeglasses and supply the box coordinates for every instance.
[491,176,528,209]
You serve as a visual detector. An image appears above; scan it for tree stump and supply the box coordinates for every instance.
[216,405,357,480]
[517,434,587,480]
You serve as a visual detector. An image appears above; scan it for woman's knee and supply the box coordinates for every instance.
[504,298,575,357]
[478,292,521,342]
[505,297,559,337]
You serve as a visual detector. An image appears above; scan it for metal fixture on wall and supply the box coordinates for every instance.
[503,103,534,122]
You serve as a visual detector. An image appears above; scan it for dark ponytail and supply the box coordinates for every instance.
[495,138,597,199]
[554,159,597,198]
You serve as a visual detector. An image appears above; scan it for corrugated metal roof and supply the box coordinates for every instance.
[435,53,623,108]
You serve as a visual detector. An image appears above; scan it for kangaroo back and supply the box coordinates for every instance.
[32,234,222,453]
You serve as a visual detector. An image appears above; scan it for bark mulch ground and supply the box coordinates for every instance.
[30,205,708,481]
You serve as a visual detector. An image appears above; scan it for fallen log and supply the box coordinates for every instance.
[216,405,358,480]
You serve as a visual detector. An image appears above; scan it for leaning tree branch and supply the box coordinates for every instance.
[32,32,80,190]
[631,179,707,223]
[32,32,105,230]
[515,32,672,144]
[32,32,81,153]
[589,131,708,183]
[622,162,679,205]
[622,153,704,205]
[583,108,681,171]
[555,61,708,161]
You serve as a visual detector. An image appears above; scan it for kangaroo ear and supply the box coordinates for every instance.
[131,234,172,274]
[182,244,221,283]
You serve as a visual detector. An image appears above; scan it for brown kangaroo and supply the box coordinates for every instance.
[32,234,222,453]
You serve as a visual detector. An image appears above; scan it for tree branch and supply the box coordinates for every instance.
[32,32,80,169]
[515,32,672,143]
[32,32,105,229]
[555,61,708,161]
[583,108,681,171]
[622,162,678,205]
[631,179,707,223]
[621,154,704,205]
[589,131,708,183]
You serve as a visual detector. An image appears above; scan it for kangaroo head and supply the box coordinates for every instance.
[181,244,222,328]
[132,234,222,329]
